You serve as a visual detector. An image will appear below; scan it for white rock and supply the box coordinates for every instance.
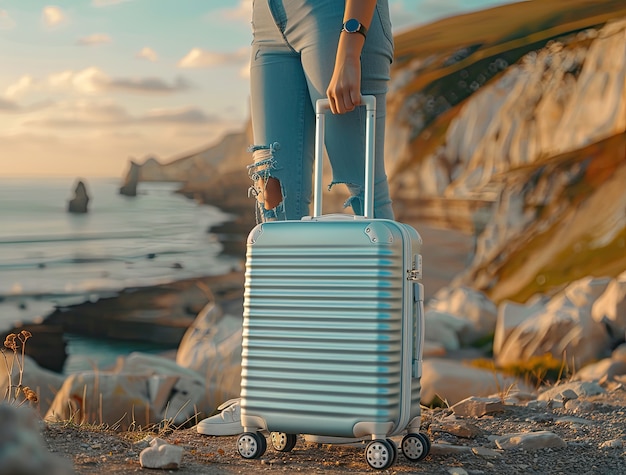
[495,431,566,450]
[427,286,497,346]
[45,353,205,428]
[440,19,626,196]
[139,437,184,470]
[472,446,503,458]
[424,309,467,351]
[451,396,505,418]
[574,358,626,382]
[421,359,528,406]
[538,381,605,402]
[494,299,545,355]
[592,272,626,337]
[495,277,611,369]
[600,438,624,449]
[176,301,243,411]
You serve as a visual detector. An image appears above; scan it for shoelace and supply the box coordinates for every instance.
[217,397,241,412]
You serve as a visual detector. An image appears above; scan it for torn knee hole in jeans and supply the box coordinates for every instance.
[247,142,284,212]
[332,182,364,212]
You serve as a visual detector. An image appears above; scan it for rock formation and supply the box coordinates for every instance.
[0,404,74,475]
[67,179,89,213]
[119,160,139,196]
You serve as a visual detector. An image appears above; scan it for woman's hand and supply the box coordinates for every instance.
[326,53,362,114]
[326,0,376,114]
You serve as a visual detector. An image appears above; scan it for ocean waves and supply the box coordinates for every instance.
[0,177,239,331]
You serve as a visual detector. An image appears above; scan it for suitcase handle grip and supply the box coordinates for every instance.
[315,95,376,113]
[313,95,377,218]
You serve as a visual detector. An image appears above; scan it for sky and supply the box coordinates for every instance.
[0,0,515,179]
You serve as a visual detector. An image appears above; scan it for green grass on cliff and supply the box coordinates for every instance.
[472,133,626,304]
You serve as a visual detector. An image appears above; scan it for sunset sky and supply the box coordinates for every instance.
[0,0,514,179]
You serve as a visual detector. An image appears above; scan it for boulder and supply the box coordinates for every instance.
[424,309,469,351]
[493,297,547,356]
[67,179,89,213]
[421,358,529,406]
[426,286,498,347]
[176,301,242,412]
[494,277,612,369]
[573,358,626,383]
[45,353,205,429]
[0,403,74,475]
[592,270,626,341]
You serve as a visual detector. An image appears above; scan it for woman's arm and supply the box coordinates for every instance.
[326,0,378,114]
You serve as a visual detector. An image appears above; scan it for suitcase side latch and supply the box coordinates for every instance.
[407,254,422,282]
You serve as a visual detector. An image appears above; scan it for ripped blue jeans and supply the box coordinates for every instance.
[248,0,395,222]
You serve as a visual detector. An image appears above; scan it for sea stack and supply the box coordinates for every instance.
[119,160,140,197]
[67,179,90,213]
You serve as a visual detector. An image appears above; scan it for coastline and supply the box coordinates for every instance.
[9,269,246,374]
[9,221,475,375]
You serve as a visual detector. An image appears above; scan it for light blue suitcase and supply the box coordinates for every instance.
[237,96,430,470]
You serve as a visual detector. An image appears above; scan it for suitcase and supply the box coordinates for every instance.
[237,96,430,470]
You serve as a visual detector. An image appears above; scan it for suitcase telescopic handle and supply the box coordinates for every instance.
[314,95,376,219]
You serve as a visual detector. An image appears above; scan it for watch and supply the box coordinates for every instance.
[342,18,367,38]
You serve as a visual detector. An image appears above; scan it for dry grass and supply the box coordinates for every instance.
[1,331,39,407]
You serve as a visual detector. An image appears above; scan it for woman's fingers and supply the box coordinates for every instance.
[328,88,361,114]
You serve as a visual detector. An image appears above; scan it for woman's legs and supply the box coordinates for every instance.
[287,0,395,219]
[248,0,315,221]
[249,0,394,221]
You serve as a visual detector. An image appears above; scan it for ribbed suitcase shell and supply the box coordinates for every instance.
[241,217,424,439]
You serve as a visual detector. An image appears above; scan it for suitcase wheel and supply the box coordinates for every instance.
[386,438,399,465]
[237,431,267,459]
[270,432,297,452]
[365,438,396,470]
[401,432,430,462]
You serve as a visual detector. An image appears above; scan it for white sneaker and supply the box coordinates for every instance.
[196,398,243,436]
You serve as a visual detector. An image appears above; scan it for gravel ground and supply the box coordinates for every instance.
[43,382,626,474]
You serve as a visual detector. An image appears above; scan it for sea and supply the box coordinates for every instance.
[0,177,240,373]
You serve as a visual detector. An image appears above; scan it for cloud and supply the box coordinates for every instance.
[50,67,192,94]
[0,97,19,112]
[219,0,252,22]
[42,6,68,28]
[22,100,214,128]
[136,47,158,62]
[3,68,193,107]
[76,33,113,46]
[0,9,16,30]
[107,75,192,94]
[178,47,248,69]
[5,75,35,99]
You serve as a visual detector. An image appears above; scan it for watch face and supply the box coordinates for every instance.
[345,18,359,33]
